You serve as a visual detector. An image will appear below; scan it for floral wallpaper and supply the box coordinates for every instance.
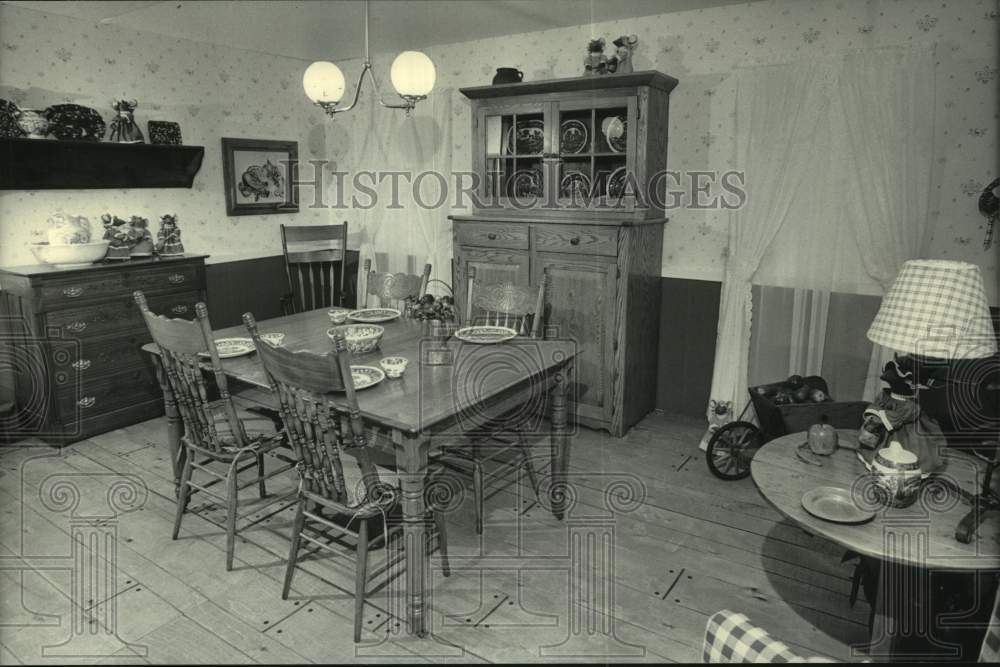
[1,0,997,304]
[0,2,328,267]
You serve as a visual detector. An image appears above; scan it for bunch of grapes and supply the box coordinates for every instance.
[406,294,456,321]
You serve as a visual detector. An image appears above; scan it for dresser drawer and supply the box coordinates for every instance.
[39,272,128,306]
[127,264,203,293]
[533,225,618,256]
[50,331,152,387]
[46,290,200,338]
[455,223,529,250]
[54,367,160,422]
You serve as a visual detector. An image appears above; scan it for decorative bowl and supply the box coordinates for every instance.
[328,308,349,325]
[327,324,384,354]
[379,356,409,378]
[30,241,109,268]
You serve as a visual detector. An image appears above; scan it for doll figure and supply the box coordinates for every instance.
[858,357,946,473]
[584,38,608,76]
[608,35,638,75]
[155,214,184,256]
[108,99,144,143]
[128,216,154,257]
[101,213,133,261]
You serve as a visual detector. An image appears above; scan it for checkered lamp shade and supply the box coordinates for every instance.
[867,259,997,359]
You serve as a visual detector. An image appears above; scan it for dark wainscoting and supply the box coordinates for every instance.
[206,255,724,418]
[656,277,722,418]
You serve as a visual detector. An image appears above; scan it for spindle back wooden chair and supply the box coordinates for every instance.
[464,266,547,335]
[244,313,450,642]
[134,291,296,571]
[280,222,349,314]
[437,268,548,534]
[361,259,431,310]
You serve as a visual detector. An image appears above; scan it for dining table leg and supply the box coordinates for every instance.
[397,431,431,637]
[151,354,184,495]
[549,360,574,520]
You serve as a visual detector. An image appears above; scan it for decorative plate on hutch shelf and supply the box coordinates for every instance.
[601,114,627,153]
[560,119,588,154]
[505,119,544,155]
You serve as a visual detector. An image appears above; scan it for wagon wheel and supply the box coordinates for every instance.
[706,421,763,481]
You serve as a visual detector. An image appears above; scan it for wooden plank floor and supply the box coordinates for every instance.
[0,408,871,664]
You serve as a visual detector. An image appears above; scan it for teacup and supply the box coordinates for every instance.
[380,356,408,378]
[328,308,349,325]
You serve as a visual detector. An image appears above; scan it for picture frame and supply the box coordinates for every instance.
[220,137,299,216]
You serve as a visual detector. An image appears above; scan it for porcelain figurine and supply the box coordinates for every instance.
[14,108,49,139]
[101,213,133,260]
[584,38,608,76]
[128,216,154,257]
[608,35,638,74]
[155,214,184,256]
[108,99,144,143]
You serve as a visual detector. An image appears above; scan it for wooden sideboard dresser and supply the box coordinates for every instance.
[0,255,207,443]
[454,71,677,436]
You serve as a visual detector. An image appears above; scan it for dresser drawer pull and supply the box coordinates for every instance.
[487,233,498,240]
[170,304,189,315]
[77,396,96,409]
[167,273,186,285]
[62,286,84,298]
[65,321,88,333]
[570,237,581,246]
[71,359,92,371]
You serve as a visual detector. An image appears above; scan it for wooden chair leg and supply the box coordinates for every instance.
[256,451,267,499]
[518,434,540,497]
[172,451,193,540]
[354,519,369,643]
[472,461,484,535]
[282,498,306,600]
[225,463,239,571]
[432,510,450,577]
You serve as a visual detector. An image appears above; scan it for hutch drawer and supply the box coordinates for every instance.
[454,222,530,250]
[532,224,618,257]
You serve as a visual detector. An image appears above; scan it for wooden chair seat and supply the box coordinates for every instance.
[204,400,285,452]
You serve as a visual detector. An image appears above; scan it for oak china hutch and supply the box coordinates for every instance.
[451,71,678,436]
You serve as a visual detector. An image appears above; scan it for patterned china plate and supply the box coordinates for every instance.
[454,325,518,345]
[199,337,255,359]
[348,308,401,323]
[601,115,627,153]
[259,333,285,347]
[350,365,385,390]
[560,119,588,154]
[801,486,875,524]
[505,119,545,155]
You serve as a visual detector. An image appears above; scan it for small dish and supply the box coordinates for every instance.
[200,337,255,359]
[259,332,285,347]
[350,365,385,390]
[348,308,400,324]
[454,325,518,345]
[379,356,409,378]
[801,486,875,524]
[328,308,349,325]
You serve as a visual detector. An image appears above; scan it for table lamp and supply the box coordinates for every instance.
[865,258,997,473]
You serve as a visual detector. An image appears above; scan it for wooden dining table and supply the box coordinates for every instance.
[753,432,1000,660]
[141,308,577,637]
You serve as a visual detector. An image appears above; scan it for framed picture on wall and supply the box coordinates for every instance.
[221,138,299,216]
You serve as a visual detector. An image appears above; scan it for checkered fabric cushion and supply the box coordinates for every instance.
[981,586,1000,662]
[703,611,802,663]
[867,260,997,359]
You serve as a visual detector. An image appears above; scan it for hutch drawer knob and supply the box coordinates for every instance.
[77,396,96,408]
[487,233,498,240]
[71,359,91,371]
[570,237,581,246]
[66,321,88,333]
[170,304,189,315]
[167,273,186,284]
[62,286,84,298]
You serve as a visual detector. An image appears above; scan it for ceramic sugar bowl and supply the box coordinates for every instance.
[871,440,923,508]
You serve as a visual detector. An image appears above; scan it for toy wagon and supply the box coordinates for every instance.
[706,375,869,480]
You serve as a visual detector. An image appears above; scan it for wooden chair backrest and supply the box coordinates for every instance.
[243,312,381,506]
[362,259,431,309]
[465,266,547,337]
[134,290,245,454]
[281,222,348,312]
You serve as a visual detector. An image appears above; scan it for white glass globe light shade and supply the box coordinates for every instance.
[303,61,345,104]
[390,51,436,97]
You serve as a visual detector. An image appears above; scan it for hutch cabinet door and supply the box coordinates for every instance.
[551,96,638,212]
[475,101,551,209]
[453,246,531,317]
[536,253,618,426]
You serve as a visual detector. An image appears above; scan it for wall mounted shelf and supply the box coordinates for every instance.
[0,138,205,190]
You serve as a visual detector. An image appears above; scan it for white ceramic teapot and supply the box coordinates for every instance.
[868,440,923,508]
